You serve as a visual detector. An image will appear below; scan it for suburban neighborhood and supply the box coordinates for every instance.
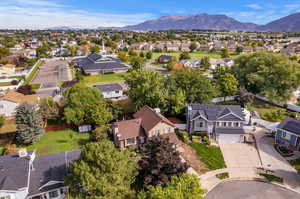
[1,1,300,198]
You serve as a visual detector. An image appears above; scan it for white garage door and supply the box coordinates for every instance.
[218,134,243,143]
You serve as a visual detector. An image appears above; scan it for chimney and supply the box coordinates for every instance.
[18,148,28,158]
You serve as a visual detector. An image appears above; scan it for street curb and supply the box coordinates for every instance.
[204,178,300,196]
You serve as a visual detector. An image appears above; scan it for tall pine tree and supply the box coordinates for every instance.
[16,103,44,144]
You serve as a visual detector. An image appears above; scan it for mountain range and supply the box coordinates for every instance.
[121,12,300,32]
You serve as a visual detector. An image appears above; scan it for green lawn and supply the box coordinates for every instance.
[150,51,238,62]
[81,73,129,84]
[189,142,226,170]
[24,60,44,85]
[290,159,300,174]
[259,173,283,183]
[246,101,287,122]
[26,130,90,155]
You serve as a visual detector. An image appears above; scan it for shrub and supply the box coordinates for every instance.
[192,136,202,143]
[175,130,189,143]
[202,136,211,145]
[0,115,4,127]
[91,125,109,141]
[263,110,286,122]
[4,143,19,155]
[10,80,19,85]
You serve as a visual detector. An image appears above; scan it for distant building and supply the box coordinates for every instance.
[180,59,201,68]
[157,55,173,64]
[93,83,124,99]
[74,53,129,75]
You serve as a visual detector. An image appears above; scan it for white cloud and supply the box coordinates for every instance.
[247,4,262,10]
[0,0,155,29]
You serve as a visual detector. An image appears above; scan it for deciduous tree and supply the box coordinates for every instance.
[63,84,113,126]
[138,174,206,199]
[65,141,137,199]
[125,70,167,111]
[137,136,188,187]
[232,52,300,101]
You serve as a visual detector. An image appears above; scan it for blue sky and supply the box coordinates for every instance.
[1,0,300,29]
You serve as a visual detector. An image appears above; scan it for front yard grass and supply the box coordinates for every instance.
[216,172,229,179]
[81,73,128,84]
[26,129,90,155]
[289,159,300,174]
[259,173,283,183]
[24,60,45,85]
[189,142,226,170]
[246,101,288,122]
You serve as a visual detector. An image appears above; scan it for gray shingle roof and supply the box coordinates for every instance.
[188,104,245,121]
[0,151,34,191]
[75,53,128,72]
[28,150,80,197]
[93,83,123,92]
[277,117,300,136]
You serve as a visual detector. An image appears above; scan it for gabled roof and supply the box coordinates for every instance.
[28,150,80,197]
[277,117,300,136]
[133,106,175,132]
[188,104,244,122]
[1,90,38,104]
[114,118,145,140]
[0,151,34,191]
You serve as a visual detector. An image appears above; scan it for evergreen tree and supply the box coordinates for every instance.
[16,103,44,144]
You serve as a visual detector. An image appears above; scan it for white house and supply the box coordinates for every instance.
[93,83,124,99]
[0,90,39,117]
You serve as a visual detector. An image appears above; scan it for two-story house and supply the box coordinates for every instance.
[275,117,300,151]
[112,106,179,148]
[0,149,80,199]
[186,104,246,143]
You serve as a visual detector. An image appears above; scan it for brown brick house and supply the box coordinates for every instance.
[112,106,179,148]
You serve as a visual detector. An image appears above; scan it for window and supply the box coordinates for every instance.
[168,128,172,133]
[234,122,239,127]
[223,122,227,127]
[197,121,203,128]
[153,130,160,136]
[126,137,136,145]
[228,122,232,127]
[282,131,286,137]
[60,188,64,195]
[115,90,120,94]
[49,190,59,198]
[140,137,145,144]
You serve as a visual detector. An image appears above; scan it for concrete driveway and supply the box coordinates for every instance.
[219,143,261,178]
